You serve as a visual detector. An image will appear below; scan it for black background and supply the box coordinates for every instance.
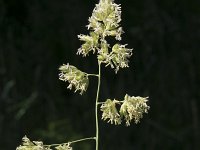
[0,0,200,149]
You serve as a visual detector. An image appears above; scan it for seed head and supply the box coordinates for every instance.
[59,64,89,95]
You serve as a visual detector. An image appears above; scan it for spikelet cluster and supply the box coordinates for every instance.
[59,64,89,95]
[16,136,72,150]
[101,99,121,125]
[55,144,72,150]
[101,94,150,126]
[77,0,132,73]
[120,94,150,126]
[16,136,51,150]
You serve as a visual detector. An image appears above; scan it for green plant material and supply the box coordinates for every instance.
[17,136,94,150]
[16,136,52,150]
[100,95,149,126]
[77,0,132,73]
[120,94,150,126]
[17,0,150,150]
[77,32,99,56]
[59,63,89,95]
[87,0,122,39]
[110,44,132,73]
[101,99,122,125]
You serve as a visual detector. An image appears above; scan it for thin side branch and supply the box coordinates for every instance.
[87,73,99,77]
[44,137,96,147]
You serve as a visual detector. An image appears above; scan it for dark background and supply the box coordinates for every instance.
[0,0,200,149]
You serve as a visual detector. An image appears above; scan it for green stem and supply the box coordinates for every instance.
[97,102,105,105]
[44,137,96,147]
[97,100,124,105]
[95,62,101,150]
[69,137,96,144]
[87,73,99,77]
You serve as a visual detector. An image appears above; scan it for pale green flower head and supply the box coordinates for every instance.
[110,44,132,73]
[120,94,150,126]
[101,94,149,126]
[87,0,122,39]
[100,99,122,125]
[77,32,99,56]
[77,0,132,73]
[59,63,89,95]
[16,136,51,150]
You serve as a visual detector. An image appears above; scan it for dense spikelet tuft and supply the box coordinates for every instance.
[59,64,89,95]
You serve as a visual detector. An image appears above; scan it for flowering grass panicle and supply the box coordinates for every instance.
[77,0,132,74]
[17,0,150,150]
